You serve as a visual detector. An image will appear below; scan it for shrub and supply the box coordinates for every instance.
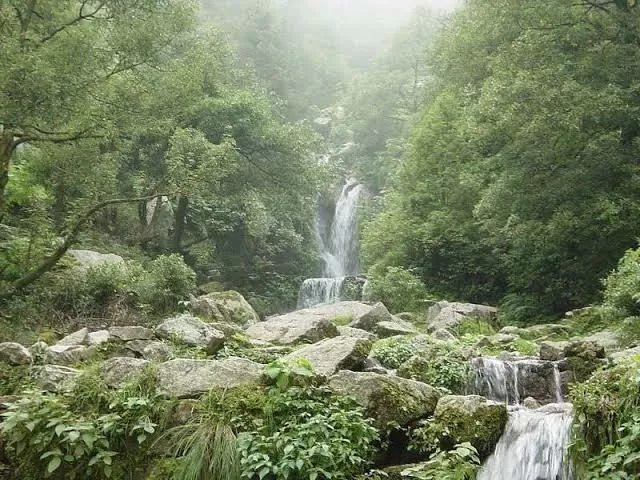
[371,336,421,369]
[603,247,640,316]
[400,443,480,480]
[365,266,428,313]
[137,254,196,314]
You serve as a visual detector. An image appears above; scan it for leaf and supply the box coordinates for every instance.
[47,456,61,474]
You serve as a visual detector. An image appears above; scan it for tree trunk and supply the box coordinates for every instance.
[0,132,15,224]
[172,196,189,252]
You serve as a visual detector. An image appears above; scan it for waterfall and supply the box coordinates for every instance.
[478,404,573,480]
[298,178,364,308]
[471,357,563,405]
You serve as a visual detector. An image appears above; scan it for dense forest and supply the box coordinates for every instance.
[2,0,640,479]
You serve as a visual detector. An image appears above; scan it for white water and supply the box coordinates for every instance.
[479,404,573,480]
[298,178,364,308]
[471,357,563,405]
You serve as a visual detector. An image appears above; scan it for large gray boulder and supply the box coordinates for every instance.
[66,249,124,271]
[374,320,417,338]
[0,342,32,366]
[45,345,91,365]
[539,341,569,361]
[87,330,111,346]
[427,301,497,331]
[109,326,154,341]
[245,304,347,345]
[190,291,259,326]
[433,395,508,457]
[337,326,378,342]
[126,340,173,362]
[56,328,89,346]
[328,370,440,427]
[283,337,372,377]
[101,357,150,388]
[350,302,394,331]
[155,314,225,354]
[34,365,81,393]
[156,357,263,398]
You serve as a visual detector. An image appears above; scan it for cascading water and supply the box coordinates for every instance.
[297,178,364,308]
[478,404,573,480]
[472,357,572,480]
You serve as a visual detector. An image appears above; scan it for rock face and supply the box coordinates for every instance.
[156,357,263,398]
[374,321,417,338]
[87,330,111,346]
[155,314,225,354]
[284,337,372,377]
[328,370,440,427]
[244,305,344,345]
[109,326,154,342]
[101,357,150,388]
[433,395,508,458]
[0,342,32,366]
[350,302,394,331]
[34,365,81,393]
[564,340,607,382]
[539,341,568,361]
[45,345,91,365]
[427,301,497,331]
[190,291,259,326]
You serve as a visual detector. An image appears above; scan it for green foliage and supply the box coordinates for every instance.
[400,443,480,480]
[603,247,640,316]
[138,254,196,314]
[332,314,354,327]
[0,362,33,396]
[237,385,379,480]
[371,337,421,370]
[570,358,640,478]
[397,353,470,395]
[263,359,315,391]
[365,266,428,313]
[452,319,496,338]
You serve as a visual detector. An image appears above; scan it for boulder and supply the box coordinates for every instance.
[66,249,124,270]
[564,340,608,382]
[190,291,259,326]
[363,357,387,374]
[28,341,49,361]
[87,330,111,346]
[244,305,344,345]
[56,327,89,346]
[433,395,508,457]
[138,341,173,362]
[328,370,440,427]
[610,346,640,365]
[34,365,80,392]
[45,345,91,365]
[523,397,541,409]
[0,342,32,366]
[350,302,394,331]
[157,357,263,398]
[374,321,417,338]
[432,329,456,341]
[539,341,568,361]
[283,337,371,377]
[155,314,225,354]
[337,326,378,342]
[109,326,154,342]
[582,331,620,353]
[427,301,497,331]
[520,323,572,340]
[101,357,150,388]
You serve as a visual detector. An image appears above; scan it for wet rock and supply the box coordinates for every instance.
[34,365,80,392]
[109,326,154,342]
[155,314,225,354]
[56,328,89,346]
[337,326,378,342]
[101,357,150,388]
[190,290,259,326]
[283,337,371,377]
[350,302,394,331]
[433,395,508,457]
[0,342,32,366]
[328,370,440,427]
[523,397,541,409]
[156,357,263,398]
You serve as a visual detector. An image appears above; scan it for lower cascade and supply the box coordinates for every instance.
[297,277,345,309]
[478,404,573,480]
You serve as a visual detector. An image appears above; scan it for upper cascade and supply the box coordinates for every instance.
[298,178,365,309]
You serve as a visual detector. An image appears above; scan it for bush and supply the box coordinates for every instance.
[137,254,197,314]
[365,266,428,313]
[371,336,421,369]
[603,247,640,316]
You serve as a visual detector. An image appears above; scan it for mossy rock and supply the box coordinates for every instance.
[328,370,440,428]
[190,290,260,326]
[432,395,507,458]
